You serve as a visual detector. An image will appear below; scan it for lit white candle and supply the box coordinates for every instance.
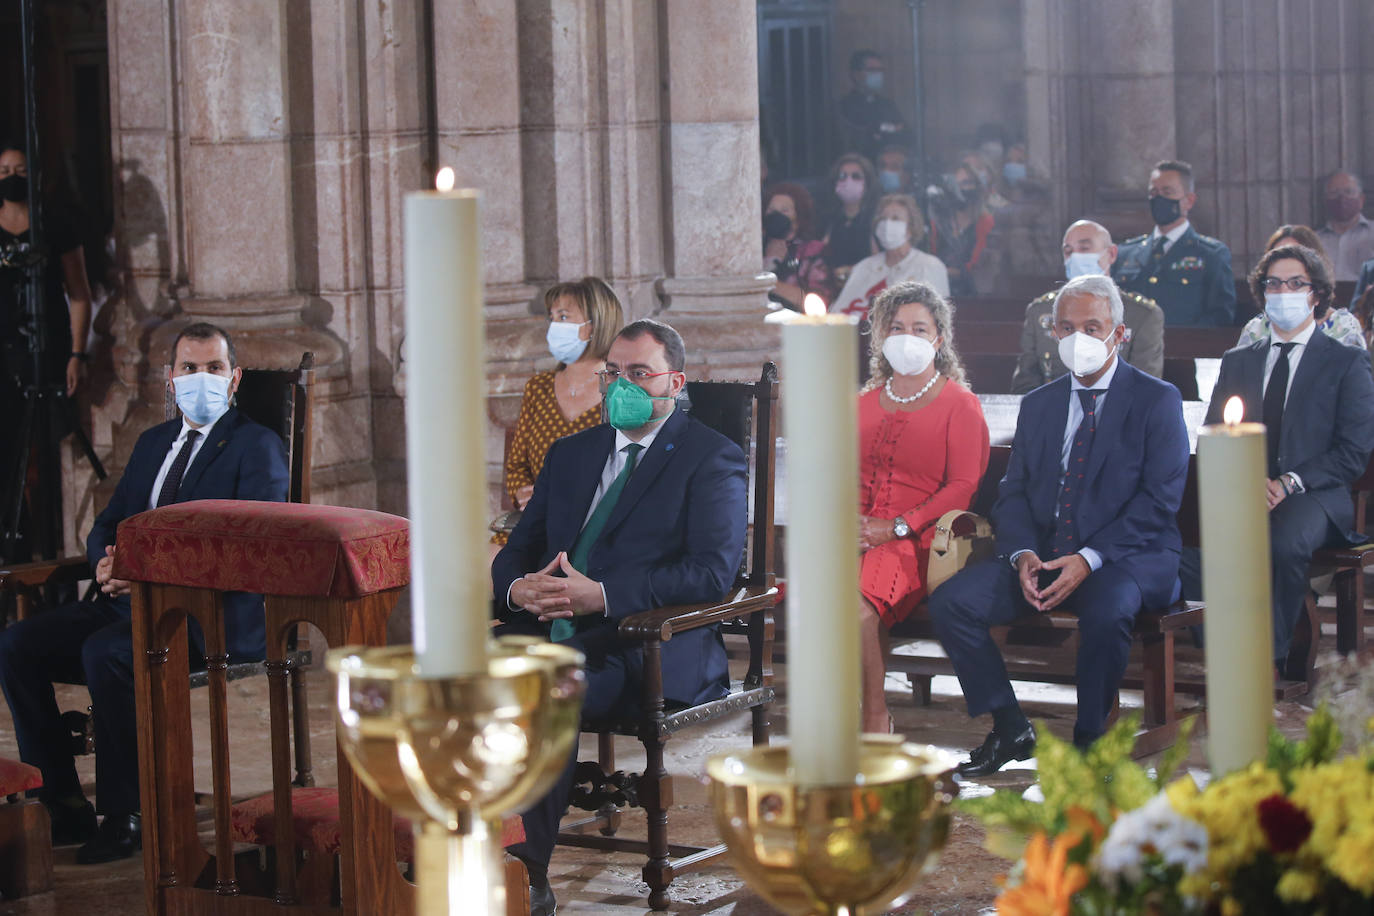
[405,167,489,677]
[1198,396,1273,775]
[782,294,861,785]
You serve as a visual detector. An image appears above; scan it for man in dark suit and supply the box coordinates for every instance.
[1112,159,1236,327]
[1011,219,1166,393]
[1204,244,1374,671]
[0,323,288,863]
[492,318,747,916]
[930,275,1189,776]
[1351,255,1374,310]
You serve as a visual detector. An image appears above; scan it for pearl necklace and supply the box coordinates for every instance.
[885,372,939,404]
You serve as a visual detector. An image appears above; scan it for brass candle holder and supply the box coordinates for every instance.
[707,736,957,916]
[327,637,585,915]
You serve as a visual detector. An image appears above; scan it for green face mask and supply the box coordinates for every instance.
[604,376,674,430]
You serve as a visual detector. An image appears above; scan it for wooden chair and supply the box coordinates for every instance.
[0,756,50,900]
[1296,451,1374,670]
[0,353,318,782]
[555,363,780,910]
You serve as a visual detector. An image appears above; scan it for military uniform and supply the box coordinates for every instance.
[1112,225,1235,326]
[1010,288,1166,395]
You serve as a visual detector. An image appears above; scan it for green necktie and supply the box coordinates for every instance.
[550,442,644,642]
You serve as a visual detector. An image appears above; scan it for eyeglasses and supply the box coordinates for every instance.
[595,368,677,391]
[1260,276,1313,292]
[838,171,864,181]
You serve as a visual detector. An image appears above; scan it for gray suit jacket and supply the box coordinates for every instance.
[1204,331,1374,537]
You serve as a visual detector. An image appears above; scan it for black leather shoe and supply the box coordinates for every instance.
[76,813,142,864]
[47,799,98,846]
[529,869,557,916]
[957,725,1037,777]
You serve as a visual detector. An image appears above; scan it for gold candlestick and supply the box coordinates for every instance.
[707,737,956,916]
[327,637,585,915]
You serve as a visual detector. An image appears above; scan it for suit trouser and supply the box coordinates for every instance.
[929,558,1145,745]
[0,599,140,816]
[1269,492,1338,662]
[501,621,636,870]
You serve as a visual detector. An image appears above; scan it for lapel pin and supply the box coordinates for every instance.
[665,443,674,452]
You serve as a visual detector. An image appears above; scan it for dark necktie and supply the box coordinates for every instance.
[1150,235,1168,262]
[1263,343,1296,478]
[551,442,644,642]
[1052,390,1098,558]
[156,430,201,508]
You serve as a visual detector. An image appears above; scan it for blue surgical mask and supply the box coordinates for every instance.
[1064,251,1106,280]
[546,320,589,364]
[1264,292,1312,333]
[172,372,232,427]
[864,71,884,93]
[1002,161,1027,185]
[879,170,902,192]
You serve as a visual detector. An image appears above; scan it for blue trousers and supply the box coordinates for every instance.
[0,600,139,815]
[929,558,1153,745]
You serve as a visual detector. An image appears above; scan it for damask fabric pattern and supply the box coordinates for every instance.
[0,756,42,795]
[1235,308,1368,351]
[112,500,409,598]
[228,787,526,857]
[497,370,603,545]
[857,381,990,627]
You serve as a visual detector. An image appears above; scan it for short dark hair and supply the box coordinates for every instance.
[1249,244,1334,320]
[172,322,237,368]
[1153,159,1195,192]
[849,49,880,72]
[616,319,685,372]
[764,181,818,240]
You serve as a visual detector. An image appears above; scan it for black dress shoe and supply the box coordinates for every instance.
[76,813,142,864]
[957,725,1037,777]
[528,869,557,916]
[47,799,98,846]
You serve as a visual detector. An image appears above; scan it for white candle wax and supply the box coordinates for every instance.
[1197,409,1273,775]
[782,309,861,786]
[404,183,490,678]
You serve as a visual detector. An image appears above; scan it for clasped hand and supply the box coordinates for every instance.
[95,545,132,597]
[510,551,605,621]
[1015,551,1089,612]
[1265,478,1288,511]
[858,516,896,552]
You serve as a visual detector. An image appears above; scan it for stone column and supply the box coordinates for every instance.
[654,0,778,380]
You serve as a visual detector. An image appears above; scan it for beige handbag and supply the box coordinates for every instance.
[927,509,995,592]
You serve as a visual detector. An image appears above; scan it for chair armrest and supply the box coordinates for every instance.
[616,586,778,642]
[0,555,93,590]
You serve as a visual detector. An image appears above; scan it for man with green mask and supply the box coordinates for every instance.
[492,318,748,916]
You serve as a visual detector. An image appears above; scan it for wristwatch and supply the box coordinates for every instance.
[892,516,910,538]
[1282,472,1303,495]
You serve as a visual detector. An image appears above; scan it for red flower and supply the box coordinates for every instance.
[1257,794,1312,854]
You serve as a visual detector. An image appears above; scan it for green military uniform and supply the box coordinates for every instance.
[1010,288,1166,395]
[1111,225,1235,326]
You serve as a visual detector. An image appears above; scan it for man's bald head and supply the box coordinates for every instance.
[1061,219,1118,276]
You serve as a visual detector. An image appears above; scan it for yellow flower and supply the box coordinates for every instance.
[1168,765,1283,886]
[995,830,1089,916]
[1276,868,1321,902]
[1220,897,1242,916]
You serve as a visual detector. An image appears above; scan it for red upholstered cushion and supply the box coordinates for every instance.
[0,756,42,796]
[112,500,409,598]
[228,788,525,858]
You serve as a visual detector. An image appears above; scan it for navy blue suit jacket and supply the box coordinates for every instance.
[94,407,290,661]
[1205,331,1374,538]
[994,360,1189,608]
[491,407,748,708]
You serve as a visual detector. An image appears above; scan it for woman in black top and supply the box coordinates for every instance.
[820,152,878,285]
[0,144,92,398]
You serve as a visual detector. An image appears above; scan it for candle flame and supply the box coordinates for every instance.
[435,167,455,192]
[802,293,826,318]
[1223,396,1243,426]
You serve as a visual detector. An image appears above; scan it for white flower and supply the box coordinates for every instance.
[1093,792,1209,887]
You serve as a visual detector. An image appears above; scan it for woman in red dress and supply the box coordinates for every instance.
[857,281,990,731]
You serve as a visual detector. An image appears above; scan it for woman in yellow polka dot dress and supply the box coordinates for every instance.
[494,277,625,544]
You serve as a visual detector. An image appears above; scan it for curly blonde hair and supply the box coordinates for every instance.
[864,281,967,390]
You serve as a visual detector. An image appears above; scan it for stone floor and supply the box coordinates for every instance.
[0,631,1332,915]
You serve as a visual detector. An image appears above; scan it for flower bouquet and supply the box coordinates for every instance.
[961,703,1374,915]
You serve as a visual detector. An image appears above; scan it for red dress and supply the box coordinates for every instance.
[859,379,990,626]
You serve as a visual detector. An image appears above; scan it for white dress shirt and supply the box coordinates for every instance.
[147,420,211,510]
[1264,321,1316,489]
[1147,219,1191,255]
[1316,215,1374,282]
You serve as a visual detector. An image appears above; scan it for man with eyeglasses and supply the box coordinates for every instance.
[1202,243,1374,676]
[1112,159,1236,326]
[1315,170,1374,283]
[492,318,748,916]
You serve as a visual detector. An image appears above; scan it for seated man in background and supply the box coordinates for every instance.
[0,323,288,863]
[1011,219,1165,393]
[492,318,747,916]
[930,275,1188,775]
[1204,244,1374,674]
